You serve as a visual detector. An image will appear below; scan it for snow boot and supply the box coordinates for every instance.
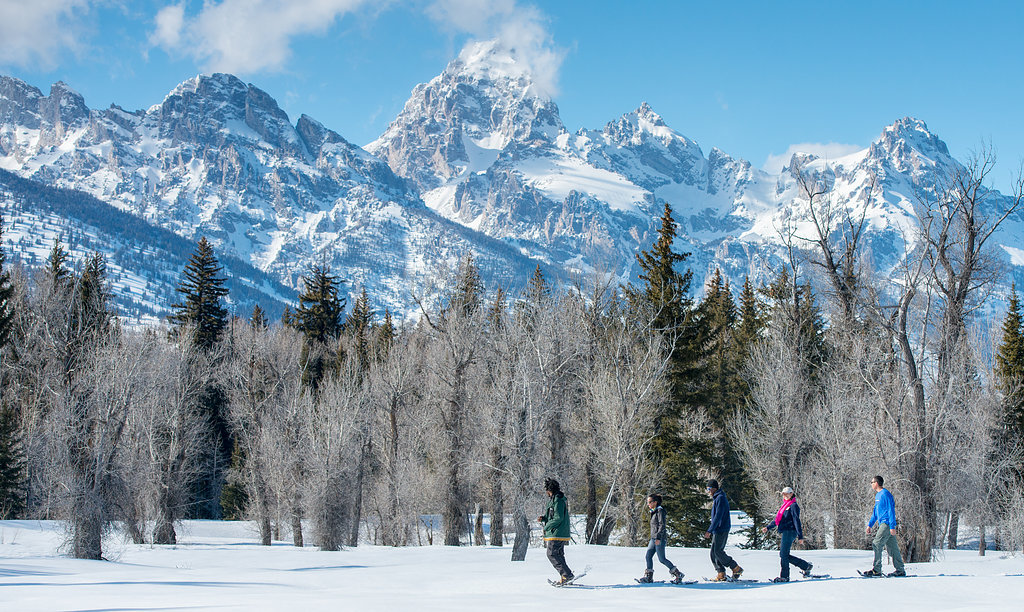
[802,563,813,578]
[860,568,882,577]
[711,571,728,582]
[638,569,654,583]
[772,576,789,583]
[557,574,574,585]
[670,567,684,584]
[731,565,744,580]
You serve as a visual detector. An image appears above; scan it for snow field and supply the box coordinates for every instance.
[2,520,1023,611]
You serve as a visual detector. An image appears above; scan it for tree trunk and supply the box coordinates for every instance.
[442,364,467,547]
[474,503,485,545]
[947,511,959,549]
[511,508,530,561]
[153,482,177,545]
[291,504,303,547]
[255,480,272,546]
[71,496,104,561]
[585,464,598,544]
[347,439,370,547]
[490,484,504,546]
[979,525,987,556]
[594,517,615,545]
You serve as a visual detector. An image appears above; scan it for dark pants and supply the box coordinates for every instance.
[709,530,736,572]
[645,539,677,572]
[779,530,810,579]
[546,540,573,579]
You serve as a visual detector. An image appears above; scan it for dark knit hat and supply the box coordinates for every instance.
[707,479,719,490]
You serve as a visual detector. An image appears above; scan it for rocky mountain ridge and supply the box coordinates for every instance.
[2,39,1022,322]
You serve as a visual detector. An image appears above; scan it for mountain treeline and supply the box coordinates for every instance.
[0,151,1023,562]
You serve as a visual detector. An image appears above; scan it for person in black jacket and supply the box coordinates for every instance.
[762,486,813,582]
[703,479,743,581]
[637,494,684,584]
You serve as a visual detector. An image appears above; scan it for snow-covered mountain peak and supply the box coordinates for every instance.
[866,116,954,180]
[449,39,541,94]
[875,117,949,159]
[367,38,565,191]
[602,102,703,155]
[155,73,304,156]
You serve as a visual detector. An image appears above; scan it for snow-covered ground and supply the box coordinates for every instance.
[2,520,1022,611]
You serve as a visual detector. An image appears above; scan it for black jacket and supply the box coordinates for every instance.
[649,505,667,540]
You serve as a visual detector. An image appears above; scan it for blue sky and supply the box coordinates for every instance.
[2,0,1022,191]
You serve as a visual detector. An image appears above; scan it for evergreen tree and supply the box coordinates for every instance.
[448,253,483,317]
[220,440,249,521]
[249,304,268,330]
[77,252,112,339]
[0,216,14,350]
[0,406,25,519]
[292,263,346,390]
[46,237,71,287]
[701,269,739,426]
[170,238,231,518]
[996,284,1024,451]
[735,276,765,356]
[626,202,709,545]
[518,265,548,331]
[761,267,828,373]
[169,237,229,351]
[373,309,396,362]
[346,287,373,373]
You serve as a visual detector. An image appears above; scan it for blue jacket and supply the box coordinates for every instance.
[708,489,731,533]
[868,488,898,529]
[767,500,803,540]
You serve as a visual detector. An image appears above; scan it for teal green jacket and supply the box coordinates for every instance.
[543,492,571,541]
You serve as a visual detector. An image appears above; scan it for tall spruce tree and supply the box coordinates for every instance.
[292,263,346,390]
[249,304,268,330]
[169,237,229,350]
[448,253,483,317]
[77,252,112,340]
[0,216,13,350]
[346,287,373,374]
[0,406,24,519]
[46,238,71,287]
[170,237,231,518]
[0,218,22,518]
[627,202,710,545]
[996,284,1024,455]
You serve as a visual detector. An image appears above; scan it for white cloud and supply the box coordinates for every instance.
[0,0,91,69]
[150,0,369,74]
[427,0,564,97]
[763,142,864,175]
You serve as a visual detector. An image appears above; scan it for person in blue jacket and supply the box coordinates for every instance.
[762,486,813,582]
[703,479,743,581]
[863,475,906,577]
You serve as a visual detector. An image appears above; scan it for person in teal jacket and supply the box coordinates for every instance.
[537,478,573,584]
[863,475,906,577]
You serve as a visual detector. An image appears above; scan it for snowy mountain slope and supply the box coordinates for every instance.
[0,73,544,319]
[371,40,1024,296]
[0,169,296,322]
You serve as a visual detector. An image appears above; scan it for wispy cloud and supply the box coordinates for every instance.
[763,142,864,174]
[0,0,91,69]
[426,0,564,97]
[149,0,370,74]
